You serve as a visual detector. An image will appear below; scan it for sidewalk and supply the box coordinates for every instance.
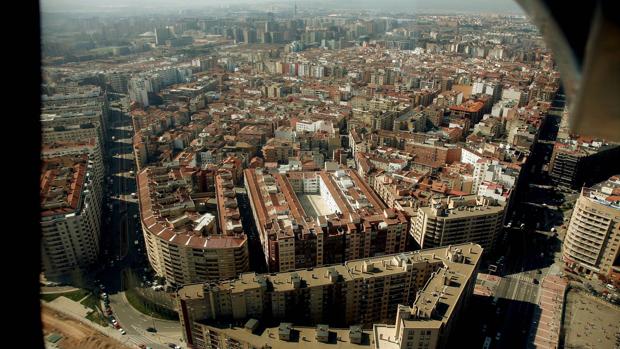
[530,275,567,349]
[40,286,80,294]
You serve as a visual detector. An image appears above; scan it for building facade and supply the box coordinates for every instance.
[177,243,482,349]
[40,139,104,281]
[244,168,410,272]
[137,165,249,285]
[562,175,620,282]
[411,195,506,251]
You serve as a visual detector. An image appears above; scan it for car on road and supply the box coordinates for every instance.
[495,332,501,341]
[482,324,487,333]
[146,327,157,333]
[496,307,501,315]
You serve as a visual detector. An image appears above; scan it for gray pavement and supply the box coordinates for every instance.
[89,97,184,348]
[109,292,182,349]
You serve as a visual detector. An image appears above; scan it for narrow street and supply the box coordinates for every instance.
[94,95,182,349]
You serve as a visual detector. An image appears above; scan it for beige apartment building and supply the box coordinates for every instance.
[563,175,620,281]
[177,243,482,349]
[411,195,506,251]
[137,165,249,285]
[40,139,104,280]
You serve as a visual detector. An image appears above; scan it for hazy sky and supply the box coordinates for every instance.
[41,0,524,15]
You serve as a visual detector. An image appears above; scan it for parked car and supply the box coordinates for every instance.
[146,327,157,333]
[119,328,127,335]
[495,332,501,341]
[533,279,539,284]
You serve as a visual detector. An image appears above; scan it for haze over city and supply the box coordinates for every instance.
[42,0,524,14]
[37,1,619,349]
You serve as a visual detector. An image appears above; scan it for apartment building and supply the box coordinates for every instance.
[549,140,620,190]
[41,85,109,144]
[244,168,410,272]
[177,243,482,349]
[41,111,105,147]
[563,175,620,281]
[262,138,300,163]
[137,165,249,285]
[411,195,506,251]
[40,139,104,281]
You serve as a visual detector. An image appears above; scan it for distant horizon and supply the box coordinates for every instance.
[40,0,525,16]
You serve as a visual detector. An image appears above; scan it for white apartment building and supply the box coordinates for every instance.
[563,175,620,279]
[40,140,104,281]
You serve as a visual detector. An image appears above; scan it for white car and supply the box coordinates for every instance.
[119,328,126,335]
[495,332,501,341]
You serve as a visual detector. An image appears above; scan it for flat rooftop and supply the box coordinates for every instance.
[198,322,374,348]
[180,243,483,296]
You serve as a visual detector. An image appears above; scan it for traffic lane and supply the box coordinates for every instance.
[110,292,182,337]
[496,278,539,348]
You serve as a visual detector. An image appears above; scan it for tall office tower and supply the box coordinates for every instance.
[40,139,104,281]
[563,175,620,282]
[243,29,257,43]
[411,195,506,251]
[177,244,482,349]
[154,26,172,45]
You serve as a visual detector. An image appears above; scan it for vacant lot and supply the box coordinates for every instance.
[42,306,130,349]
[562,289,620,349]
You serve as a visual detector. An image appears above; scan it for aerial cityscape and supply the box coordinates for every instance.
[38,1,619,349]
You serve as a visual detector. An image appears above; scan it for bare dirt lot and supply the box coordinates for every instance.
[42,306,130,349]
[562,288,620,349]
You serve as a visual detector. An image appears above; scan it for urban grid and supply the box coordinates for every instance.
[38,1,620,349]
